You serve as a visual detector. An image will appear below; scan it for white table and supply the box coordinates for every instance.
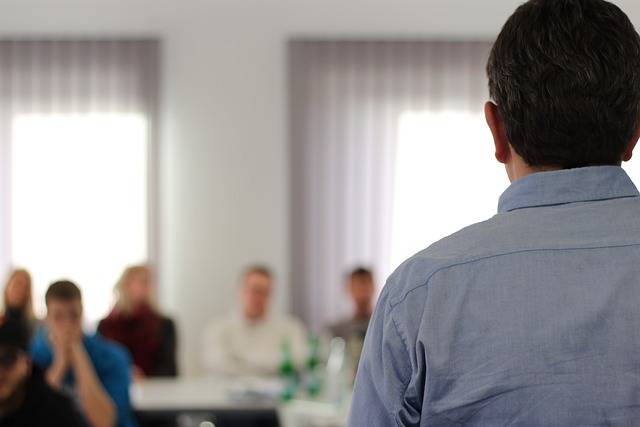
[132,377,279,411]
[132,377,350,427]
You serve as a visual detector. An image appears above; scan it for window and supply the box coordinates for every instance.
[289,40,640,329]
[391,110,640,268]
[10,113,148,324]
[390,111,507,268]
[0,40,159,325]
[289,41,493,329]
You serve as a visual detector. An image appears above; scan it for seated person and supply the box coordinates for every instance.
[2,269,40,339]
[328,267,376,370]
[202,265,307,377]
[98,265,177,380]
[31,281,137,427]
[0,317,82,427]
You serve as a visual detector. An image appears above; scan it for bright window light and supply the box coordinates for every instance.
[11,113,148,325]
[623,153,640,191]
[390,111,508,270]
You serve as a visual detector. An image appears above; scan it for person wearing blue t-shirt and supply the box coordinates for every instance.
[31,280,136,427]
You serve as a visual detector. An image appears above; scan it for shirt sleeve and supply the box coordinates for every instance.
[348,288,419,427]
[30,328,53,369]
[99,345,136,427]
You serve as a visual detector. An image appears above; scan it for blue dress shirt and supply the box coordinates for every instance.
[350,166,640,426]
[31,328,137,427]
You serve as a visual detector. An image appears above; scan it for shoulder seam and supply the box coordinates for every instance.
[389,241,640,308]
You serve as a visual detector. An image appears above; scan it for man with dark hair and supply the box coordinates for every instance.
[328,267,376,371]
[31,280,137,427]
[350,0,640,425]
[0,318,82,426]
[201,265,308,376]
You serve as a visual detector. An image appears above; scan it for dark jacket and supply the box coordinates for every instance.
[0,367,83,427]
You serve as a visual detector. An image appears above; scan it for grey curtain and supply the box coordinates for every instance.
[0,40,160,311]
[289,41,492,331]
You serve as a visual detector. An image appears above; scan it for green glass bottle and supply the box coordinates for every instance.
[305,334,322,397]
[279,339,297,401]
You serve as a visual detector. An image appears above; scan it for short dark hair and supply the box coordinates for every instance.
[348,267,374,282]
[45,280,82,305]
[0,318,30,352]
[487,0,640,168]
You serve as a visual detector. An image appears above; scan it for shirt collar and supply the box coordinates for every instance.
[498,166,639,214]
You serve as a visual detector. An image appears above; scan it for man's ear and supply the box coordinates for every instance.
[622,126,640,162]
[485,101,511,164]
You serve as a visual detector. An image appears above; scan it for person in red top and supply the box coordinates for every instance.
[98,266,177,380]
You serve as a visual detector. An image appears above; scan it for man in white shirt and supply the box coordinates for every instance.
[202,265,308,377]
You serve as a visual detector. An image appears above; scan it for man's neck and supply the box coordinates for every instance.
[506,151,562,183]
[243,313,268,325]
[354,308,372,320]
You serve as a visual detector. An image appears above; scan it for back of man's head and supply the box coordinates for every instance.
[487,0,640,169]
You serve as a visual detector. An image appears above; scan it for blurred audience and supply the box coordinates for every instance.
[202,265,307,377]
[2,269,39,339]
[31,280,137,427]
[328,267,376,370]
[0,317,83,427]
[98,265,177,380]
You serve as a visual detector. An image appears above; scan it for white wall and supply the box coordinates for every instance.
[1,0,638,375]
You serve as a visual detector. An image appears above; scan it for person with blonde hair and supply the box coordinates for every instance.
[2,269,39,339]
[98,265,177,380]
